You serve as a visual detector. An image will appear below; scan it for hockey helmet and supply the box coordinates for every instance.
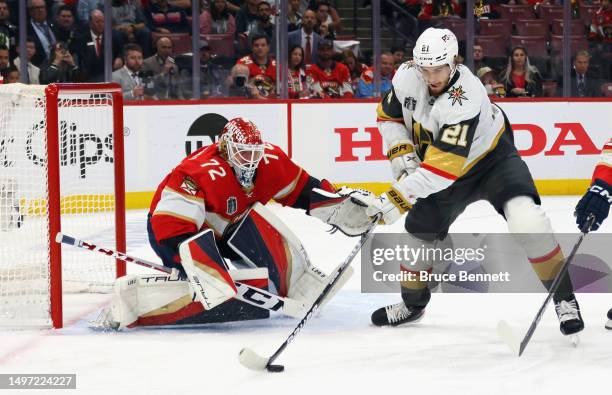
[219,117,265,174]
[413,28,459,77]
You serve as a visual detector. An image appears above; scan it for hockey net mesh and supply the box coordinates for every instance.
[0,84,119,327]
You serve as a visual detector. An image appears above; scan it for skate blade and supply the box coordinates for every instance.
[497,320,520,356]
[606,320,612,330]
[569,334,580,348]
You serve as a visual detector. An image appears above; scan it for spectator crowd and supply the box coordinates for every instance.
[0,0,609,99]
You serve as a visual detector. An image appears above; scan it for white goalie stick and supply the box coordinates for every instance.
[497,215,595,356]
[56,232,307,317]
[238,219,378,373]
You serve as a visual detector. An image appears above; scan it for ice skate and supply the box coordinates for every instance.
[371,302,424,327]
[554,295,584,346]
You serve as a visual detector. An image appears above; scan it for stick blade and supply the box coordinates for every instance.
[497,320,521,356]
[238,348,269,371]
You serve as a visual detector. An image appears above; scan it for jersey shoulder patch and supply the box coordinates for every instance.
[437,69,484,124]
[391,66,419,103]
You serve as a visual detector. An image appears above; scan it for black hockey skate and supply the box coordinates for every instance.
[371,302,424,327]
[606,308,612,330]
[554,296,584,336]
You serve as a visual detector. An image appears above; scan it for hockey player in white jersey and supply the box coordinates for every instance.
[354,28,584,337]
[574,138,612,329]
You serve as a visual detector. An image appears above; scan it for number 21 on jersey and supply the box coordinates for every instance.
[441,124,469,147]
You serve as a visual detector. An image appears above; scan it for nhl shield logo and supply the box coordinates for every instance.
[226,197,238,215]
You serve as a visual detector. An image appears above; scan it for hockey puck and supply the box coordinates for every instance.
[266,364,285,373]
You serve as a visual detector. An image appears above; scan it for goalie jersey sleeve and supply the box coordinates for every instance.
[382,63,505,201]
[592,138,612,185]
[149,143,323,245]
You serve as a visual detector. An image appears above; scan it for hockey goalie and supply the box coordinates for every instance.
[95,117,374,330]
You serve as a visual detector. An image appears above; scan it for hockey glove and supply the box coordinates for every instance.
[575,179,612,232]
[351,187,413,225]
[309,187,375,236]
[387,141,420,181]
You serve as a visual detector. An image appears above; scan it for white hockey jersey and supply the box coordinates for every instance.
[376,63,506,206]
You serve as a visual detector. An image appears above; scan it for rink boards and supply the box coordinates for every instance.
[121,99,612,209]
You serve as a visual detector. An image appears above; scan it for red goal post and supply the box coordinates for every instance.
[0,83,126,329]
[47,83,126,328]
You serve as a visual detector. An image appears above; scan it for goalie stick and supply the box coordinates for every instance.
[238,219,378,373]
[497,215,595,356]
[56,232,307,317]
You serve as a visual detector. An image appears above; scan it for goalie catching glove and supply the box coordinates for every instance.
[309,187,376,236]
[387,140,421,181]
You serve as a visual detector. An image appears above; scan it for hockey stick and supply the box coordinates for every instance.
[497,215,595,356]
[55,232,307,317]
[238,220,378,373]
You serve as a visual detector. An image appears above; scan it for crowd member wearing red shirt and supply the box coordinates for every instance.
[589,0,612,43]
[236,33,277,98]
[500,46,543,97]
[305,38,353,98]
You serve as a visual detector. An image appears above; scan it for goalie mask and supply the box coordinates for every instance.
[219,117,265,189]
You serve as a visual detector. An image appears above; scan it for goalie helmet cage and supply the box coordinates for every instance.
[0,83,126,329]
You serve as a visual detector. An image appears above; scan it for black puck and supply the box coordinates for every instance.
[266,364,285,373]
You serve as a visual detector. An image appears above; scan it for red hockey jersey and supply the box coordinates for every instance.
[236,55,277,97]
[593,138,612,185]
[149,143,311,243]
[306,61,354,98]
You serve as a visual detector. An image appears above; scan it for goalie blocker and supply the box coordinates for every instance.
[100,203,356,329]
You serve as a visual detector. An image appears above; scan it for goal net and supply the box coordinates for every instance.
[0,83,125,328]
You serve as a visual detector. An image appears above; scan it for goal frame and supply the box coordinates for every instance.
[46,83,126,329]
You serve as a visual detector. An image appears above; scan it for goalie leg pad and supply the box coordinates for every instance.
[228,203,310,297]
[95,269,271,330]
[288,263,354,308]
[228,203,343,306]
[179,229,237,310]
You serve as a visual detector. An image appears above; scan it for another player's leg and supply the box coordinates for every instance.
[606,308,612,330]
[485,150,584,336]
[371,231,431,326]
[370,193,466,327]
[504,196,584,335]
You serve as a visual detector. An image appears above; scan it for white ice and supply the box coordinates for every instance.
[0,197,611,395]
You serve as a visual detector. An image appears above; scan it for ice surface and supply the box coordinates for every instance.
[0,197,610,394]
